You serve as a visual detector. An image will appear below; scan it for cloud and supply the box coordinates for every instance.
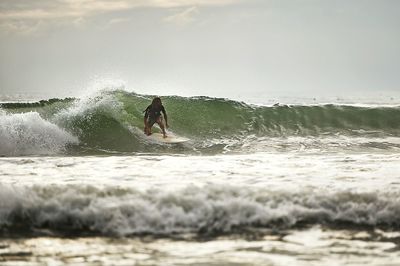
[164,6,198,26]
[0,20,45,35]
[0,0,239,20]
[107,17,132,26]
[100,17,131,30]
[0,0,240,34]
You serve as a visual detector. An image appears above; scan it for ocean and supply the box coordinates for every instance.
[1,89,400,265]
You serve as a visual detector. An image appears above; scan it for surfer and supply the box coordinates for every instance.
[143,97,169,138]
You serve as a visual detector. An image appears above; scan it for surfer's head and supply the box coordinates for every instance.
[152,97,162,107]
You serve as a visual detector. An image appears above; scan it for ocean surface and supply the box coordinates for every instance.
[1,89,400,265]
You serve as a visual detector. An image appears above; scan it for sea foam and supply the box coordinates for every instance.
[0,111,78,156]
[1,184,399,236]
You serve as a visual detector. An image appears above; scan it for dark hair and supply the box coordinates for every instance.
[152,97,162,107]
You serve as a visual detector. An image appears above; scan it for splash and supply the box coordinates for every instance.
[1,184,399,237]
[0,111,78,156]
[1,89,400,155]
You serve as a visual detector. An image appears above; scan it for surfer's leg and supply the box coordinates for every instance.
[156,117,167,138]
[146,118,156,135]
[144,125,151,135]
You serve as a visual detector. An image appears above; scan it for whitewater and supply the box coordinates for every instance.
[1,89,400,266]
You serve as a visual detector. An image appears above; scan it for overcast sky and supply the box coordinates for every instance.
[0,0,399,100]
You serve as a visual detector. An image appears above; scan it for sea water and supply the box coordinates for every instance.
[1,89,400,265]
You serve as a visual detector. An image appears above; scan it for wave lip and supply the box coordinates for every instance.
[1,185,400,237]
[0,111,78,156]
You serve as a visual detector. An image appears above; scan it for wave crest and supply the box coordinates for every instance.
[0,111,78,156]
[1,184,400,237]
[1,90,400,154]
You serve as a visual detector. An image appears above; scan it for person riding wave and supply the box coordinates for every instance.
[143,97,169,138]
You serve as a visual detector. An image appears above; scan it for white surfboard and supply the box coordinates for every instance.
[146,133,189,144]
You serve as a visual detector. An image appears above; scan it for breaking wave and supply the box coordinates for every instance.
[1,184,399,237]
[1,89,400,155]
[0,111,78,156]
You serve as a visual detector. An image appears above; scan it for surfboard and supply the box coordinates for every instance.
[146,133,189,144]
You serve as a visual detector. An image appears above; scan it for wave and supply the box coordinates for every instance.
[0,111,78,156]
[1,90,400,155]
[1,184,399,237]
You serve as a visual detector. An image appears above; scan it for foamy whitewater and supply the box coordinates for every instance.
[1,89,400,265]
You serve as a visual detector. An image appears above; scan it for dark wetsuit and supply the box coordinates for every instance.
[144,104,166,127]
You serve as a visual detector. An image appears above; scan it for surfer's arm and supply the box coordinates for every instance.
[162,107,168,128]
[143,106,150,134]
[143,106,150,124]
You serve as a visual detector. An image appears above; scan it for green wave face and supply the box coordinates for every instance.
[118,91,400,137]
[1,90,400,154]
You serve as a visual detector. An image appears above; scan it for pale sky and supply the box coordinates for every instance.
[0,0,399,100]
